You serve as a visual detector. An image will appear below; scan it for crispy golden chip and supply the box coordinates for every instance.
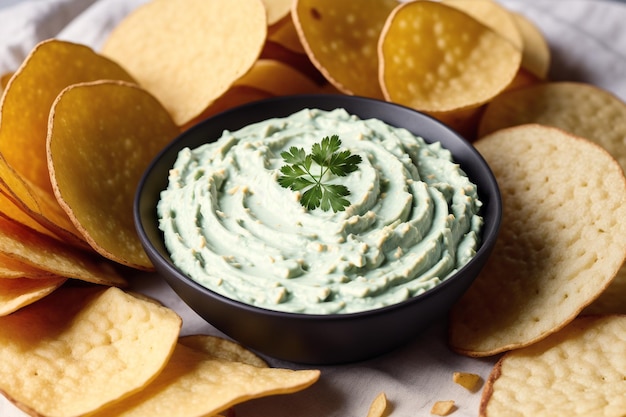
[478,82,626,173]
[47,80,180,270]
[0,253,56,279]
[89,341,320,417]
[0,215,127,286]
[234,59,321,96]
[0,286,182,417]
[102,0,267,126]
[292,0,397,98]
[452,372,482,392]
[0,188,61,240]
[0,72,12,94]
[443,0,523,49]
[179,335,269,368]
[0,275,66,316]
[511,11,550,79]
[379,0,522,113]
[0,39,135,196]
[480,315,626,417]
[431,400,456,416]
[366,392,388,417]
[449,124,626,357]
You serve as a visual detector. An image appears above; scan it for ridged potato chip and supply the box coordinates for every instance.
[47,80,180,270]
[102,0,267,126]
[480,315,626,417]
[449,124,626,356]
[293,0,397,98]
[0,286,182,417]
[379,0,522,113]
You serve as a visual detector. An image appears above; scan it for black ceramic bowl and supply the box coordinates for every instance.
[134,95,501,365]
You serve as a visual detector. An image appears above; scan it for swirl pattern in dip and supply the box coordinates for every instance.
[158,108,483,314]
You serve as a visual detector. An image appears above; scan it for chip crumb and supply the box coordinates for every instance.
[452,372,482,392]
[366,392,388,417]
[431,400,456,416]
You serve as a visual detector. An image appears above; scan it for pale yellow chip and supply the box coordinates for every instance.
[179,334,269,368]
[102,0,267,126]
[452,372,482,392]
[449,124,626,356]
[234,59,321,96]
[379,0,521,113]
[478,82,626,173]
[481,315,626,417]
[431,400,456,416]
[443,0,523,49]
[88,341,320,417]
[0,286,182,417]
[584,267,626,315]
[292,0,397,98]
[511,11,550,79]
[366,392,388,417]
[47,80,180,270]
[0,275,66,316]
[0,215,127,286]
[262,0,293,26]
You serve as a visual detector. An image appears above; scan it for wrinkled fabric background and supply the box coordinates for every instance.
[0,1,624,416]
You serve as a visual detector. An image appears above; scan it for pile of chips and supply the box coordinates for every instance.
[1,0,625,415]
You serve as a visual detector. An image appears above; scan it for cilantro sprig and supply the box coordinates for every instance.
[278,135,362,212]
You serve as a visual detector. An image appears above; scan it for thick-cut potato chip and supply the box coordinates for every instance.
[449,124,626,357]
[511,11,550,79]
[366,392,388,417]
[234,59,321,96]
[379,1,522,113]
[47,80,180,270]
[0,286,182,417]
[0,275,66,316]
[89,340,320,417]
[292,0,397,98]
[179,335,269,368]
[0,215,127,286]
[480,315,626,417]
[443,0,523,49]
[478,82,626,172]
[102,0,267,126]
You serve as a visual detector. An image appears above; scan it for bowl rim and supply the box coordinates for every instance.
[134,93,502,320]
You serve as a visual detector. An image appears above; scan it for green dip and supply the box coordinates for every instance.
[158,108,483,314]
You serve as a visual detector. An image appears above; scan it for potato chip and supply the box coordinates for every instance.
[292,0,397,98]
[0,215,127,286]
[366,392,388,417]
[0,39,135,197]
[47,80,180,270]
[268,15,306,54]
[102,0,267,126]
[260,39,325,85]
[0,253,56,279]
[379,0,522,113]
[584,268,626,315]
[0,188,60,240]
[478,82,626,173]
[0,286,182,417]
[511,11,550,79]
[0,275,66,316]
[234,59,321,96]
[480,315,626,417]
[449,124,626,356]
[88,340,320,417]
[443,0,523,49]
[179,334,269,368]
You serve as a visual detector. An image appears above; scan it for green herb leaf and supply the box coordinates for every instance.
[277,135,361,212]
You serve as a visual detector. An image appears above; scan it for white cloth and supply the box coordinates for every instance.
[0,1,624,416]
